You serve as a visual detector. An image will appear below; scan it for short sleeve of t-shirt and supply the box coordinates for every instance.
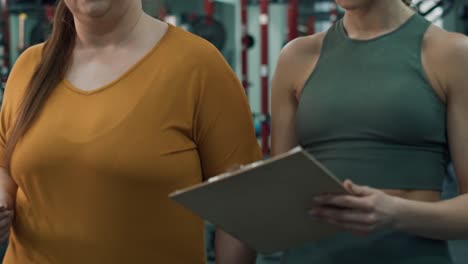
[193,46,262,178]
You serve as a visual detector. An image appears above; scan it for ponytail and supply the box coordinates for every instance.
[5,0,76,167]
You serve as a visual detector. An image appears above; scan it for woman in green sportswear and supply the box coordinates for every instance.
[265,0,468,263]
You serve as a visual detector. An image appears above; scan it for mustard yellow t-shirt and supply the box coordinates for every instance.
[0,25,262,263]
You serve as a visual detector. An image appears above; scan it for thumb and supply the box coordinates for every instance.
[344,180,374,196]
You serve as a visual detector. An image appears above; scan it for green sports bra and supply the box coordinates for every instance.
[296,14,449,190]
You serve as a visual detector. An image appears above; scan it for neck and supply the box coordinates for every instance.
[343,1,414,39]
[73,3,144,48]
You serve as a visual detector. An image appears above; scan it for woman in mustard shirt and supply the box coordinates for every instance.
[0,0,260,263]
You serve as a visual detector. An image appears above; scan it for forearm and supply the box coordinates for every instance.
[215,229,256,264]
[393,194,468,240]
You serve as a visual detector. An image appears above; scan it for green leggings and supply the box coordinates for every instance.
[281,230,452,264]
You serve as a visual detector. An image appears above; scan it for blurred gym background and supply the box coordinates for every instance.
[0,0,467,263]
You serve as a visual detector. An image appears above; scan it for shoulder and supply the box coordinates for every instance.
[164,26,229,70]
[279,32,326,66]
[4,43,45,102]
[423,25,468,62]
[8,43,44,87]
[423,25,468,92]
[274,32,327,95]
[163,26,242,96]
[13,43,44,70]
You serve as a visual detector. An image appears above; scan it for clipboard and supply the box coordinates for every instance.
[169,146,348,254]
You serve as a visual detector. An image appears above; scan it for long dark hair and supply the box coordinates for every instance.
[5,0,76,167]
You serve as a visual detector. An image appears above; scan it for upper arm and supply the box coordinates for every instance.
[440,34,468,194]
[193,46,262,179]
[0,44,42,168]
[0,46,38,197]
[0,87,17,200]
[271,35,323,156]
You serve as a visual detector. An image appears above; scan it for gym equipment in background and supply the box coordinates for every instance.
[30,3,54,45]
[0,0,10,102]
[253,113,268,139]
[181,0,226,51]
[241,0,249,94]
[310,0,342,33]
[288,0,299,41]
[259,0,270,155]
[459,4,468,35]
[240,0,256,96]
[190,16,226,51]
[415,0,455,22]
[17,12,27,53]
[290,0,344,38]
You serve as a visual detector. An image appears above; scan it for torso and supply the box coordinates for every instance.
[4,25,211,264]
[289,20,451,203]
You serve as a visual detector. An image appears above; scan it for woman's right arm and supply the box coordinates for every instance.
[271,35,324,156]
[0,84,19,213]
[0,88,19,242]
[0,46,39,243]
[271,45,300,156]
[0,101,18,242]
[0,73,20,213]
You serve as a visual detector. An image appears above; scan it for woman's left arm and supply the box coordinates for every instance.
[310,33,468,240]
[390,34,468,240]
[192,44,262,263]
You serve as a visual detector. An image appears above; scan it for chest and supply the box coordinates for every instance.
[11,67,201,191]
[296,55,447,146]
[66,48,152,92]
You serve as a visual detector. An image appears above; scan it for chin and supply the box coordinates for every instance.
[65,0,112,18]
[82,1,112,18]
[335,0,372,10]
